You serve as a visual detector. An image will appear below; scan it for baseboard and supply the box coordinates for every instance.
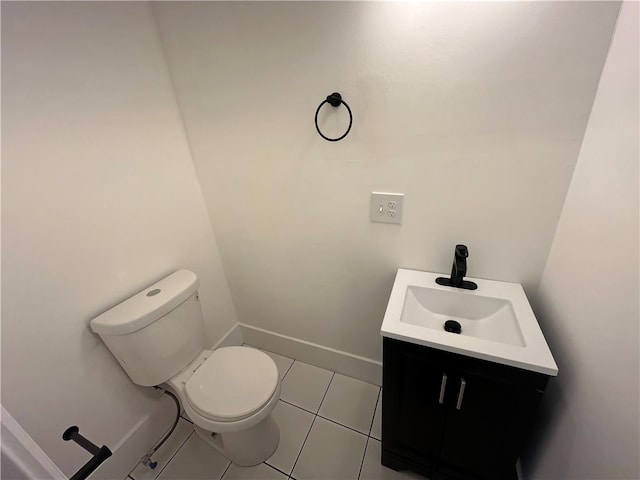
[210,322,244,350]
[1,405,67,480]
[239,324,382,386]
[89,393,175,480]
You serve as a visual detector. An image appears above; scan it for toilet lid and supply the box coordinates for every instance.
[185,347,278,422]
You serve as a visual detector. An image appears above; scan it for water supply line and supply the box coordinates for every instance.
[140,386,181,470]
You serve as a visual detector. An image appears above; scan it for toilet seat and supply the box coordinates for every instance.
[184,347,279,423]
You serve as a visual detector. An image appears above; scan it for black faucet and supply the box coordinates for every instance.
[436,244,478,290]
[450,244,468,286]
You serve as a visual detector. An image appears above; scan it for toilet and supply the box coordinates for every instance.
[90,270,280,466]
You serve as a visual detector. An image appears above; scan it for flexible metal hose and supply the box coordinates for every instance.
[140,386,181,469]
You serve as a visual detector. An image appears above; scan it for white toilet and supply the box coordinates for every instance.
[90,270,280,466]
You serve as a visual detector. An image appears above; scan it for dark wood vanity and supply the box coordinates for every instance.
[381,337,550,480]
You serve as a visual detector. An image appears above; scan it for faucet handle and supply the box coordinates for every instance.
[455,244,469,258]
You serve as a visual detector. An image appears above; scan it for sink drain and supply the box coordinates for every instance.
[444,320,462,334]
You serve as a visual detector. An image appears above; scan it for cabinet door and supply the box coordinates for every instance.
[438,369,524,479]
[382,339,448,466]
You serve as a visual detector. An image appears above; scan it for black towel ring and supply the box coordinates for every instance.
[314,92,353,142]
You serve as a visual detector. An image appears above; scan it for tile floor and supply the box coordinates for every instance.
[127,349,423,480]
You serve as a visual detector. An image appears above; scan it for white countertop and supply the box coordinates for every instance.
[380,269,558,376]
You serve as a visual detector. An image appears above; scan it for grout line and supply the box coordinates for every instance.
[219,459,232,480]
[127,420,194,480]
[289,414,318,477]
[289,372,335,477]
[367,388,382,437]
[281,358,299,384]
[280,359,294,381]
[317,372,336,413]
[279,367,334,415]
[179,414,193,424]
[280,398,372,438]
[315,372,380,438]
[280,362,293,382]
[315,413,370,437]
[260,348,295,382]
[357,437,371,480]
[152,429,195,480]
[263,461,291,478]
[285,372,336,478]
[279,382,379,439]
[279,399,318,416]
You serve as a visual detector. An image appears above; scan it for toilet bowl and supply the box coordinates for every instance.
[166,347,280,466]
[89,270,281,466]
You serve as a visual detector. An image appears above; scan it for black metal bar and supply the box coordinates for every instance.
[63,426,100,456]
[63,426,112,480]
[69,446,112,480]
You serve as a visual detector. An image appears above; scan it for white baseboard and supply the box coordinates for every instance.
[239,324,382,386]
[89,393,175,480]
[1,405,67,480]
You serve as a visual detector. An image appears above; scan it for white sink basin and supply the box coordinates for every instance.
[381,269,558,376]
[402,286,525,347]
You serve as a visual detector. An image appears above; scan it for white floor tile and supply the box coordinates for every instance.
[280,362,333,413]
[292,417,367,480]
[318,374,380,434]
[222,463,287,479]
[261,350,295,382]
[157,433,230,480]
[370,393,382,440]
[360,439,424,480]
[129,418,194,480]
[266,401,315,475]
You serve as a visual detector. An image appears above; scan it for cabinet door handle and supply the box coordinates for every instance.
[438,373,448,404]
[456,378,466,410]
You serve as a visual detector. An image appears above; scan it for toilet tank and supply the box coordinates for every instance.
[90,270,206,386]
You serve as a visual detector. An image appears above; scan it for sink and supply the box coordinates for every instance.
[381,269,558,375]
[402,286,525,347]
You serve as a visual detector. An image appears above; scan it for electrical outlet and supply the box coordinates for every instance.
[370,192,404,224]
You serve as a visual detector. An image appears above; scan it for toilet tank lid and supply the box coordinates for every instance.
[90,270,199,336]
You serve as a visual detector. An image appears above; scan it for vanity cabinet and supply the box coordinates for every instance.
[382,337,549,480]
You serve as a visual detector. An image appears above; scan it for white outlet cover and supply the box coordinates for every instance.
[370,192,404,225]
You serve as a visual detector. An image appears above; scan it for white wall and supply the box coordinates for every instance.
[2,2,236,476]
[153,2,619,362]
[524,2,639,478]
